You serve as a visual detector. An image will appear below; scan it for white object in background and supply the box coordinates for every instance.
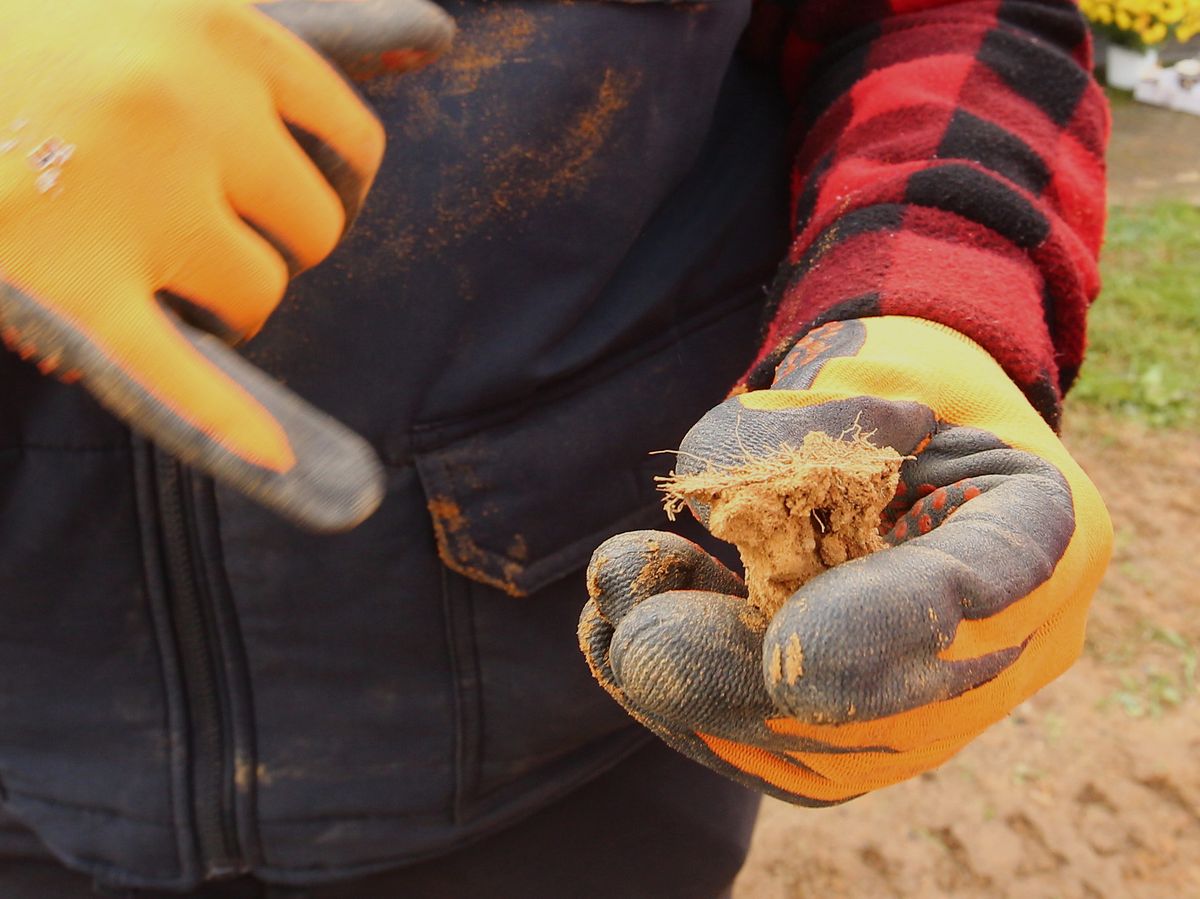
[1134,58,1200,117]
[1107,44,1159,90]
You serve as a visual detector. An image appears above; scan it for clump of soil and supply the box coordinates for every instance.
[658,430,904,617]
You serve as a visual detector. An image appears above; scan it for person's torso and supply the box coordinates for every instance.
[0,0,791,888]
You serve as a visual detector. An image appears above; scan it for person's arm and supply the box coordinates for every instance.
[740,0,1108,430]
[580,0,1113,805]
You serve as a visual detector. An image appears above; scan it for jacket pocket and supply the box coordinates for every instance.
[414,293,762,598]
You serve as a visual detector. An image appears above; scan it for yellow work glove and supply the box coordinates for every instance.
[581,317,1112,804]
[0,0,453,531]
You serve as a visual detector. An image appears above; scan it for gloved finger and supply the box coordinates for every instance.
[587,530,746,626]
[604,590,869,753]
[257,0,456,80]
[160,197,291,343]
[882,427,1033,537]
[578,598,619,688]
[582,531,748,735]
[609,590,775,738]
[240,8,382,227]
[579,593,847,808]
[249,0,454,225]
[223,109,347,277]
[763,435,1075,726]
[0,278,383,531]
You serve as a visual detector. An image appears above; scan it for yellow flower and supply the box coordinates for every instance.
[1155,0,1185,24]
[1140,21,1169,42]
[1116,8,1133,27]
[1160,2,1200,38]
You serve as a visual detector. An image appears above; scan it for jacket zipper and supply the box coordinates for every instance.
[154,450,242,877]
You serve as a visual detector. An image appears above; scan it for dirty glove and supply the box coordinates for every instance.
[0,0,453,531]
[580,316,1112,805]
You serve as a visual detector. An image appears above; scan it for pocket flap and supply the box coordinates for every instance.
[414,299,762,597]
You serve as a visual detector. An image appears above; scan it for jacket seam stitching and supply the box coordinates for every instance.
[130,438,190,876]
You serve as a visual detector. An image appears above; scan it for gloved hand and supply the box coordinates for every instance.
[579,316,1112,805]
[0,0,453,531]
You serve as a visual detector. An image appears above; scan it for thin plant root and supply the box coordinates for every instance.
[657,430,904,617]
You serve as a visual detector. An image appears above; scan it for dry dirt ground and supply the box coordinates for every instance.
[1106,98,1200,207]
[733,103,1200,899]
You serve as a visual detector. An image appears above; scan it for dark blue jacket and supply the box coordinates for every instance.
[0,0,789,888]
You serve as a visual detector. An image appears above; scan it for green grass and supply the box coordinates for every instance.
[1071,202,1200,429]
[1103,85,1137,108]
[1096,624,1197,719]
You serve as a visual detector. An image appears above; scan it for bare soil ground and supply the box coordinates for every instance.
[1104,95,1200,207]
[734,99,1200,899]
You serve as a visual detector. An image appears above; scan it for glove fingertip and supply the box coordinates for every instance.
[588,530,746,625]
[259,0,456,80]
[180,325,385,532]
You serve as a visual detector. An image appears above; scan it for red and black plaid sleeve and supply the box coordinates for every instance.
[740,0,1109,429]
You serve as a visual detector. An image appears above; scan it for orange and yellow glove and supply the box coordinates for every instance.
[580,316,1112,805]
[0,0,453,531]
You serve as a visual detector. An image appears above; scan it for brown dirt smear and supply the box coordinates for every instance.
[628,536,690,598]
[401,66,639,261]
[735,408,1200,899]
[437,7,538,97]
[658,430,903,617]
[427,496,525,597]
[490,67,636,207]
